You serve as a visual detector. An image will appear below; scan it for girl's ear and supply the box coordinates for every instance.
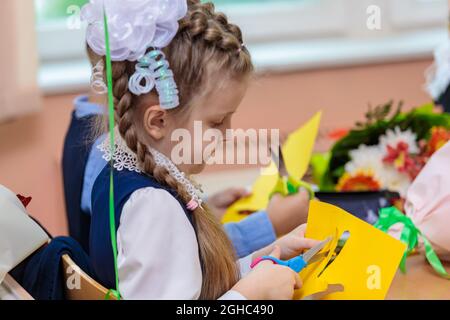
[142,105,168,140]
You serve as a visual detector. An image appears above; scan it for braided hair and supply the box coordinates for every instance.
[99,0,253,299]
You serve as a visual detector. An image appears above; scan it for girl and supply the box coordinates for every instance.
[84,0,317,299]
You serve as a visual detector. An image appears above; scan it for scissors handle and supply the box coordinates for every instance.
[250,255,307,273]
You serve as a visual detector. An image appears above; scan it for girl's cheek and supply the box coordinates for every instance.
[226,117,232,128]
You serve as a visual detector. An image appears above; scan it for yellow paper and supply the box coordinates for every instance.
[222,163,279,223]
[282,111,322,179]
[222,112,322,223]
[295,200,406,300]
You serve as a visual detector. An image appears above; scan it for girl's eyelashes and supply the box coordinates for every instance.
[211,119,225,128]
[210,113,234,128]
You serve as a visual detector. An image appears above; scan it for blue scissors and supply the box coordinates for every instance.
[250,236,332,273]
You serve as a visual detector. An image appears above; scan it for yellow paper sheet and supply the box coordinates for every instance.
[222,112,322,223]
[295,200,406,300]
[222,163,279,223]
[282,111,322,179]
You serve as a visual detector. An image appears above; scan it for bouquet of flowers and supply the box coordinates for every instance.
[314,101,450,198]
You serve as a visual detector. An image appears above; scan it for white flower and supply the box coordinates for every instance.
[345,144,384,175]
[344,143,412,196]
[81,0,187,61]
[379,126,419,155]
[376,166,411,197]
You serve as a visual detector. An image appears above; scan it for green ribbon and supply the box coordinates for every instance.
[103,7,121,300]
[375,206,449,279]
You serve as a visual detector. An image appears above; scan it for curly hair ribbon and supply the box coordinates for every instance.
[128,49,180,109]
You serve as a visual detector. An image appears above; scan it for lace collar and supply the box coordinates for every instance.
[98,129,204,210]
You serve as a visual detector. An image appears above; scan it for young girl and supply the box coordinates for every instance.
[84,0,318,299]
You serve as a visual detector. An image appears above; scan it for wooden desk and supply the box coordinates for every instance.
[387,254,450,300]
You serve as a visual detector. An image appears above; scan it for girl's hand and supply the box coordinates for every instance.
[232,246,301,300]
[253,224,320,261]
[266,189,310,236]
[273,224,320,260]
[207,188,250,219]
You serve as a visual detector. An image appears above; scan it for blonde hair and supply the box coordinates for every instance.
[94,0,254,299]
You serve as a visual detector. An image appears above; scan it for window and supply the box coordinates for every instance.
[35,0,87,23]
[388,0,448,29]
[36,0,449,94]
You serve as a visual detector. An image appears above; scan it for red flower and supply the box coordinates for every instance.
[406,155,427,180]
[382,141,416,174]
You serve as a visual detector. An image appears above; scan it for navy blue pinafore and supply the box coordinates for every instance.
[89,164,196,289]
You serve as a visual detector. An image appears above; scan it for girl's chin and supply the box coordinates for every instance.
[184,163,206,175]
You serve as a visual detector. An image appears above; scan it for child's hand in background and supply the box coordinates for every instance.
[253,224,320,261]
[207,187,250,220]
[266,189,310,236]
[232,246,301,300]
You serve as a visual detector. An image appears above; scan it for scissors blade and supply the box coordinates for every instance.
[271,145,288,177]
[307,251,329,264]
[302,236,332,264]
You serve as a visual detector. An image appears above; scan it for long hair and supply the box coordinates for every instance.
[95,0,253,299]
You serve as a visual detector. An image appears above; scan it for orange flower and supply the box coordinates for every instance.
[425,127,450,157]
[328,128,350,141]
[336,171,381,192]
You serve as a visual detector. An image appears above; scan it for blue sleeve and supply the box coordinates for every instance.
[80,134,108,214]
[224,211,276,258]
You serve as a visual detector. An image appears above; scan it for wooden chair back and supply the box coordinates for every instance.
[62,254,116,300]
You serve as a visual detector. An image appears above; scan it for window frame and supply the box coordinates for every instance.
[36,0,449,94]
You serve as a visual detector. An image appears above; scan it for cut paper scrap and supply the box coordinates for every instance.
[295,200,406,300]
[222,112,322,223]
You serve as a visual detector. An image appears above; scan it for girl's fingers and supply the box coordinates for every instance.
[293,272,302,290]
[292,237,321,250]
[269,245,281,259]
[226,187,251,202]
[269,193,283,203]
[289,189,309,204]
[297,187,310,201]
[233,187,251,198]
[293,223,307,237]
[256,245,282,268]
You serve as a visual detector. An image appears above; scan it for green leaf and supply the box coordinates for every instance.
[310,152,331,185]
